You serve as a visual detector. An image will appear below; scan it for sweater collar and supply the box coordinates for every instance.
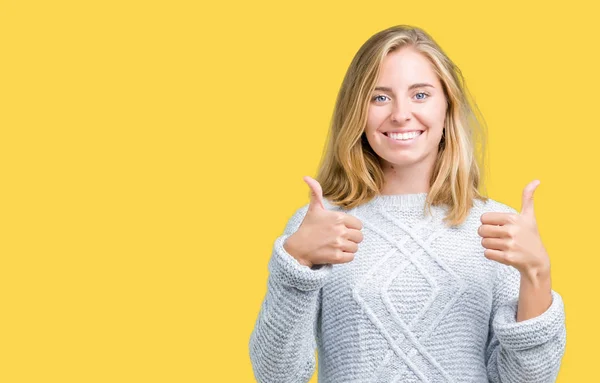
[369,192,429,209]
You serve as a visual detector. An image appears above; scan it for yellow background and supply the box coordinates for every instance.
[0,0,596,381]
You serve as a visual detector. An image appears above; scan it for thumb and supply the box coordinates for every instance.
[303,176,326,211]
[521,179,540,218]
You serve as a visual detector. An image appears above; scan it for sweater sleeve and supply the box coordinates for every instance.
[249,203,333,383]
[485,261,567,382]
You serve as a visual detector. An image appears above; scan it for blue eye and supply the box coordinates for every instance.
[415,92,429,100]
[372,95,389,102]
[371,92,430,103]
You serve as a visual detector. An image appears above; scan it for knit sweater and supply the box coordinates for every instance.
[249,193,566,383]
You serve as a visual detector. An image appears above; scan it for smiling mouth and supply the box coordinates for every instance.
[382,131,424,141]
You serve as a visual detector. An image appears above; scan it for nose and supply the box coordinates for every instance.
[390,97,411,122]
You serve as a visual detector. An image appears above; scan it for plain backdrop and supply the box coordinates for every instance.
[0,0,597,381]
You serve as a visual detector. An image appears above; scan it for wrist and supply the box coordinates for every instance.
[520,264,551,287]
[283,235,313,268]
[517,268,553,321]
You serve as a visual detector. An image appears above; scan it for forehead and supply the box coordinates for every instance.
[377,47,440,87]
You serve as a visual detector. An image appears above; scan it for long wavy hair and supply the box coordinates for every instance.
[313,25,489,227]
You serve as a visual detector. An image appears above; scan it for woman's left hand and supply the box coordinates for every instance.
[478,180,551,282]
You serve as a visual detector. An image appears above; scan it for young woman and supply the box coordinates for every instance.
[249,25,566,383]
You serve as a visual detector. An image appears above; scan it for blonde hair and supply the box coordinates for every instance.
[313,25,489,227]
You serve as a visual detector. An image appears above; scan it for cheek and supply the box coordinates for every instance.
[366,110,382,131]
[364,128,381,145]
[366,113,386,137]
[416,104,446,129]
[364,117,383,146]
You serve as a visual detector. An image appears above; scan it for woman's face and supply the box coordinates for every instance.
[365,47,448,170]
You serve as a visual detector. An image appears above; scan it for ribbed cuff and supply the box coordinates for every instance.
[268,234,332,291]
[493,290,565,351]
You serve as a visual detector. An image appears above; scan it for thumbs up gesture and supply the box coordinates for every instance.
[478,180,551,281]
[283,176,364,268]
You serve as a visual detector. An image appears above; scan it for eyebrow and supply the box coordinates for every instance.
[374,83,435,92]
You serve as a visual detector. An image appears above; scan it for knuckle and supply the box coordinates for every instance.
[333,251,344,262]
[507,239,516,250]
[340,226,349,237]
[333,226,346,237]
[333,237,344,248]
[507,227,517,238]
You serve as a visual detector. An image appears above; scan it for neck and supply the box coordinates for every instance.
[380,156,436,195]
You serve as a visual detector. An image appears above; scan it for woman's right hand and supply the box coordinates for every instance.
[283,176,364,268]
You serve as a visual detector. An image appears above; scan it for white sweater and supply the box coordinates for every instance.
[249,193,566,382]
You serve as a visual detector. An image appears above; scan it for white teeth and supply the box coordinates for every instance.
[387,131,422,140]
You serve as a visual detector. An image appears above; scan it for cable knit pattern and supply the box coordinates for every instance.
[249,193,566,382]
